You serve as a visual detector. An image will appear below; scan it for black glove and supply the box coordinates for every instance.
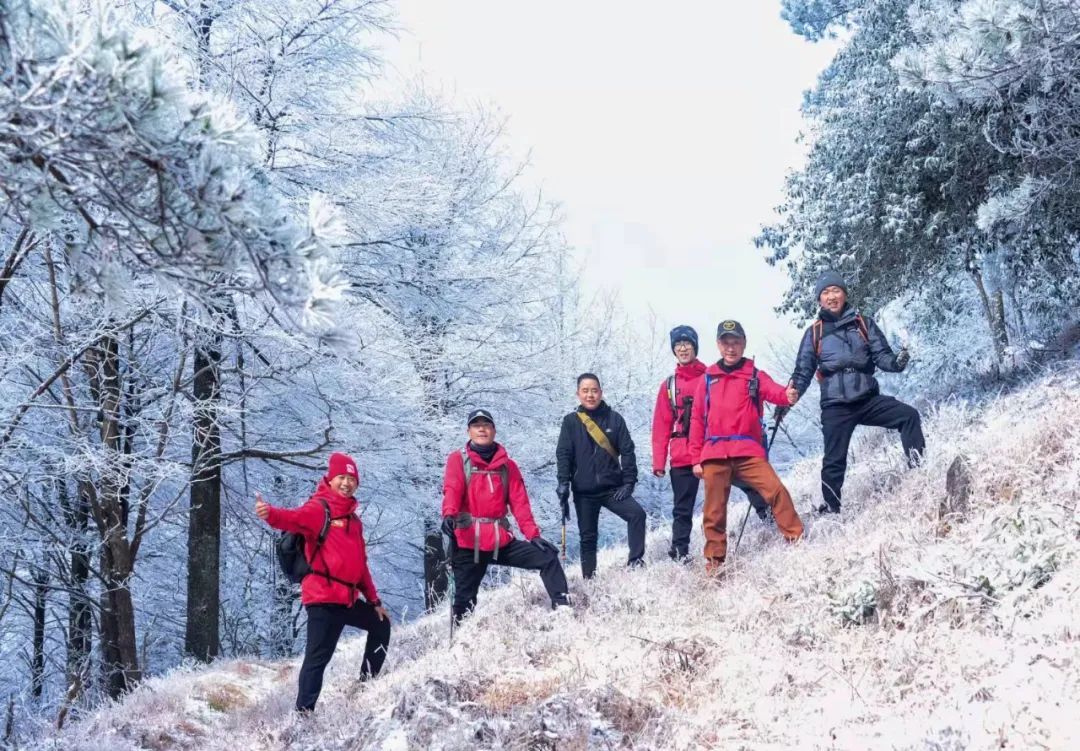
[441,516,456,538]
[613,483,635,502]
[556,482,571,520]
[896,348,910,370]
[531,537,559,556]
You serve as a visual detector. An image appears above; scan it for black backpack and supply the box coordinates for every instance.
[276,498,331,584]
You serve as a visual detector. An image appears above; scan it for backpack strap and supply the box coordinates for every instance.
[703,373,713,428]
[814,316,870,382]
[460,448,510,506]
[855,314,869,343]
[703,368,765,446]
[749,366,763,419]
[576,412,618,459]
[666,374,678,413]
[307,498,332,565]
[459,448,512,563]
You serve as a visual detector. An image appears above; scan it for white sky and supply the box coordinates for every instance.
[379,1,838,370]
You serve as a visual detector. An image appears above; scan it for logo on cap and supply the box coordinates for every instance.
[722,321,736,331]
[347,464,356,475]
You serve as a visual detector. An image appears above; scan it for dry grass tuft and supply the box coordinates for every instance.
[200,683,250,714]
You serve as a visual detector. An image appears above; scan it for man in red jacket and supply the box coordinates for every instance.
[689,321,805,575]
[652,325,772,562]
[443,409,570,621]
[255,452,390,712]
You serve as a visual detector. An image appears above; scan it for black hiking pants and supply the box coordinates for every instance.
[297,600,390,711]
[574,490,646,578]
[669,466,699,558]
[821,394,925,510]
[669,467,769,557]
[451,539,569,620]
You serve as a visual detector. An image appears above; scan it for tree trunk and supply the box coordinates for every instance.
[186,330,222,662]
[423,519,449,612]
[969,265,1009,374]
[31,567,47,700]
[87,333,141,697]
[66,481,92,705]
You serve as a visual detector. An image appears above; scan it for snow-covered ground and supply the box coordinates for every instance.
[40,369,1080,750]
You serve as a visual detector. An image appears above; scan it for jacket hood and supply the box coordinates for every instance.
[704,358,755,378]
[675,359,707,379]
[311,479,359,516]
[464,442,509,469]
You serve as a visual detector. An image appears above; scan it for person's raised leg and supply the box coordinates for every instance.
[601,491,647,566]
[732,457,803,542]
[343,600,391,679]
[859,394,926,467]
[495,539,570,607]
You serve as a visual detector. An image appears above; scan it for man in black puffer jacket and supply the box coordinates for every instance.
[790,271,925,515]
[556,373,644,578]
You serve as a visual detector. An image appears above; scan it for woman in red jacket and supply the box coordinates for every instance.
[255,452,389,712]
[689,321,805,575]
[442,409,570,621]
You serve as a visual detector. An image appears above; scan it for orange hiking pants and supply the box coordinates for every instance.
[701,457,803,561]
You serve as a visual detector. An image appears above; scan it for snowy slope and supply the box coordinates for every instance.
[40,369,1080,750]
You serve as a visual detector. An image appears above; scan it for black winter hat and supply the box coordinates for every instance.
[814,270,848,300]
[669,325,699,354]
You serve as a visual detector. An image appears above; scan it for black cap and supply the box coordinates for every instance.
[467,408,495,427]
[717,320,746,339]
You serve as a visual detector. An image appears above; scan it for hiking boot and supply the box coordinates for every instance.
[704,557,725,579]
[816,503,840,515]
[668,547,692,564]
[627,558,646,570]
[756,508,774,525]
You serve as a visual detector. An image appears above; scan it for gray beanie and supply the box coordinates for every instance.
[814,270,848,300]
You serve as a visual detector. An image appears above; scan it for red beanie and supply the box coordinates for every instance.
[326,452,359,482]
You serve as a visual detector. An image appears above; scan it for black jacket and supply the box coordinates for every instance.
[556,402,638,496]
[791,306,904,408]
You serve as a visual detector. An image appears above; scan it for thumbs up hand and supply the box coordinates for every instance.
[254,493,270,521]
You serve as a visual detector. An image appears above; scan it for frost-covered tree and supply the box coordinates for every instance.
[759,0,1078,380]
[894,0,1080,351]
[0,0,344,704]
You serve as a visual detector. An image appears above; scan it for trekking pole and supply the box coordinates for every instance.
[447,557,455,643]
[560,520,567,561]
[732,503,753,557]
[445,531,456,643]
[735,405,787,557]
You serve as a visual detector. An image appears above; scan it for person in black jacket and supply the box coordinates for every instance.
[790,271,925,515]
[556,373,645,578]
